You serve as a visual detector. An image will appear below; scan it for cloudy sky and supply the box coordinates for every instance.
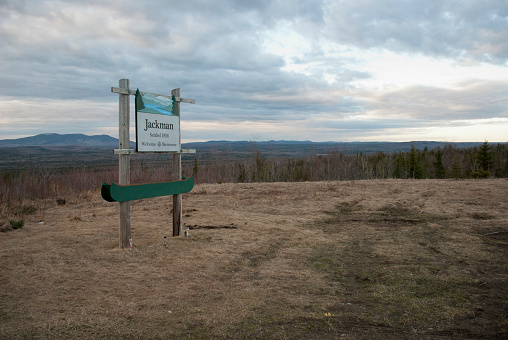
[1,0,507,143]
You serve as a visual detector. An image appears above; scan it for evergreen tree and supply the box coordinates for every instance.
[472,141,492,178]
[254,151,267,182]
[193,156,199,178]
[490,143,506,177]
[504,149,508,177]
[451,155,462,179]
[237,163,247,183]
[421,146,431,178]
[477,141,492,172]
[409,144,424,179]
[464,151,475,178]
[433,147,446,179]
[373,151,386,178]
[392,152,405,179]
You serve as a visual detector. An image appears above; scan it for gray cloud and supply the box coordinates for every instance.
[0,0,292,100]
[0,0,507,141]
[325,0,508,63]
[368,80,508,120]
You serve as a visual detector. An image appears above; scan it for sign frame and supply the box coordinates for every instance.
[110,81,195,248]
[135,89,181,153]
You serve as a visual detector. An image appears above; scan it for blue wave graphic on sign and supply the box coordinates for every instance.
[135,89,176,116]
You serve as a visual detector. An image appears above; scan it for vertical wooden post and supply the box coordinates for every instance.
[119,79,131,248]
[172,88,182,236]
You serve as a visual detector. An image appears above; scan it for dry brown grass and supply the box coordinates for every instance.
[1,179,507,339]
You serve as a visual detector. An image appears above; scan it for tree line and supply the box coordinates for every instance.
[1,141,506,216]
[191,141,508,183]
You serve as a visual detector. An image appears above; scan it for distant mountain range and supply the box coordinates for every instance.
[0,133,491,153]
[0,133,136,148]
[0,133,498,170]
[182,140,489,157]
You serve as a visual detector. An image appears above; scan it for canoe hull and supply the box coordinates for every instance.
[101,176,194,202]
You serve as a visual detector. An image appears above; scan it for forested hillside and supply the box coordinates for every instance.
[0,142,506,209]
[193,141,508,183]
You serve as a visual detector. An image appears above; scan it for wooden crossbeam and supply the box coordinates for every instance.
[113,149,196,155]
[111,87,195,104]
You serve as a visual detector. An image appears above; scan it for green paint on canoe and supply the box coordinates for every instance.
[101,176,194,202]
[101,183,115,202]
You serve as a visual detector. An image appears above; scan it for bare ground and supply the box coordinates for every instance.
[1,179,507,339]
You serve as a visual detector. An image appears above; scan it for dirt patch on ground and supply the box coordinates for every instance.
[1,179,507,339]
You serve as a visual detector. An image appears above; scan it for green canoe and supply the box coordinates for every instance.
[101,176,194,202]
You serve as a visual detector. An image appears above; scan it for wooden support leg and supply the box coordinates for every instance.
[118,78,131,248]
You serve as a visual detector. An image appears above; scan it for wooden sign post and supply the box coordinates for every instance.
[118,78,131,249]
[172,88,182,236]
[108,79,195,248]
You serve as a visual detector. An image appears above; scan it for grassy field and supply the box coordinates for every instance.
[1,179,507,339]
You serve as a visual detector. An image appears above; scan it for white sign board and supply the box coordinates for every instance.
[135,89,180,153]
[136,112,180,152]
